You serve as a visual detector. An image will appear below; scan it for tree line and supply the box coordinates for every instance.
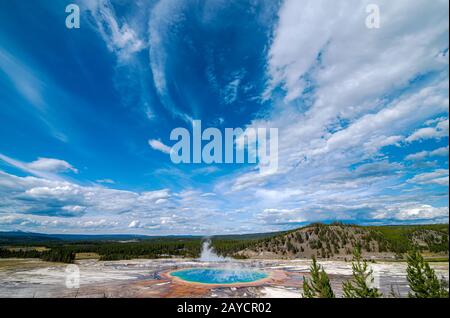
[0,237,262,262]
[0,247,75,263]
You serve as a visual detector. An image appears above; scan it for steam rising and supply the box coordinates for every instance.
[199,239,231,262]
[189,239,268,283]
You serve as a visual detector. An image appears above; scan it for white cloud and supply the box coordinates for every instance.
[0,154,77,179]
[0,214,118,230]
[83,0,145,61]
[309,82,448,158]
[265,0,449,106]
[258,208,307,225]
[0,169,233,234]
[407,169,449,186]
[405,146,449,161]
[147,0,194,123]
[0,170,173,216]
[80,219,108,228]
[96,178,115,184]
[1,1,449,233]
[128,220,141,228]
[241,0,449,191]
[405,151,429,161]
[27,158,78,173]
[62,205,87,214]
[372,204,449,221]
[148,139,171,154]
[430,146,450,157]
[0,48,68,142]
[396,205,449,221]
[0,48,45,109]
[212,0,449,228]
[406,118,449,142]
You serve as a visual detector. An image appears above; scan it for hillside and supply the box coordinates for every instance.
[237,223,449,260]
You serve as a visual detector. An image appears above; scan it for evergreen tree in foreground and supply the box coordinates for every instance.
[302,256,335,298]
[342,248,382,298]
[407,250,448,298]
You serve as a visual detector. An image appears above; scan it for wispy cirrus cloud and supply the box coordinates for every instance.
[83,0,145,61]
[147,0,194,123]
[0,48,45,109]
[148,139,171,154]
[81,0,158,122]
[0,154,77,179]
[0,47,69,142]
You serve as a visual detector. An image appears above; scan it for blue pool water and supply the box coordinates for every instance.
[170,268,268,284]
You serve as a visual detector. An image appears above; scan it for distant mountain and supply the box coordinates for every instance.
[212,231,285,241]
[0,230,282,244]
[237,223,449,260]
[0,231,155,243]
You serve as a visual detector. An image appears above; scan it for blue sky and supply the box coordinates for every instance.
[0,0,448,235]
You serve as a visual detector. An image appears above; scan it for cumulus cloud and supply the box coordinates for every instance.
[0,170,172,217]
[372,204,449,221]
[0,169,232,234]
[395,205,449,221]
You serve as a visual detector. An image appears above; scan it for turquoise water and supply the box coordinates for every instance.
[171,268,268,284]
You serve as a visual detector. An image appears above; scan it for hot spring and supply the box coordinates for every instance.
[170,268,268,285]
[170,240,269,285]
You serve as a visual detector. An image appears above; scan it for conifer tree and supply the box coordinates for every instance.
[342,247,382,298]
[407,250,448,298]
[302,256,335,298]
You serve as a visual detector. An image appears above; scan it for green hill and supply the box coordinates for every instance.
[236,223,449,260]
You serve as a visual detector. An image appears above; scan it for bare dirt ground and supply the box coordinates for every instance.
[0,258,448,298]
